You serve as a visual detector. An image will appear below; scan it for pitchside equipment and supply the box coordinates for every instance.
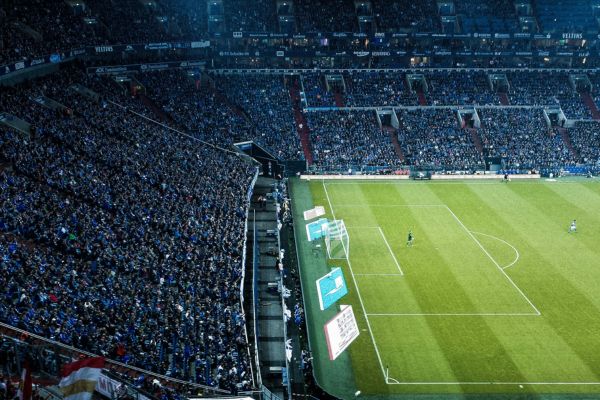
[306,218,329,241]
[324,305,360,361]
[316,267,349,310]
[325,220,349,260]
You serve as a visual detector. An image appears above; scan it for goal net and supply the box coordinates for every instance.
[325,220,349,260]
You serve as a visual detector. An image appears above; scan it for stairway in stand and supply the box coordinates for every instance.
[210,86,249,120]
[556,127,580,161]
[138,93,173,122]
[288,77,314,164]
[580,92,600,120]
[468,128,484,154]
[417,91,427,106]
[383,126,405,163]
[498,92,510,105]
[334,91,345,108]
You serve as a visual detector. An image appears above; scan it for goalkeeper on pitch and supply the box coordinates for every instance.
[407,229,414,247]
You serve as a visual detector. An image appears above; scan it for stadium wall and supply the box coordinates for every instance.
[301,174,540,180]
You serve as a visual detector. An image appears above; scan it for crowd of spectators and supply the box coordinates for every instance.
[506,71,566,106]
[505,71,593,119]
[213,74,303,159]
[301,71,599,114]
[344,71,419,107]
[397,109,484,169]
[294,0,357,32]
[586,72,600,111]
[535,0,598,34]
[426,71,499,106]
[301,74,338,107]
[373,0,439,32]
[307,110,399,167]
[0,70,256,393]
[455,0,519,33]
[568,121,600,165]
[3,0,600,69]
[478,108,576,169]
[105,70,303,160]
[224,0,277,32]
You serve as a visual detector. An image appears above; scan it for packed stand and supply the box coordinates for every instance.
[0,0,210,67]
[507,71,592,119]
[506,71,566,107]
[372,0,440,32]
[84,0,171,44]
[0,0,103,66]
[587,73,600,111]
[425,71,499,106]
[158,0,208,39]
[455,0,519,33]
[0,71,256,393]
[397,109,484,169]
[294,0,357,32]
[307,111,399,167]
[478,108,575,169]
[567,121,600,165]
[112,70,302,160]
[535,0,597,34]
[555,91,591,120]
[225,0,277,31]
[344,71,419,106]
[214,74,303,159]
[301,74,338,107]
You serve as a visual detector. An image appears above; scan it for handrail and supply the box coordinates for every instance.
[0,322,230,395]
[241,169,260,389]
[107,100,241,156]
[251,209,262,388]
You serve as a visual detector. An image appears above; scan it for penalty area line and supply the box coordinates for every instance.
[367,312,539,316]
[386,381,600,385]
[322,180,390,384]
[444,205,541,316]
[378,227,404,276]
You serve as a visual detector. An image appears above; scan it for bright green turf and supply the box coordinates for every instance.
[295,178,600,398]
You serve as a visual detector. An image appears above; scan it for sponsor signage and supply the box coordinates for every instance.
[316,267,349,311]
[324,305,360,361]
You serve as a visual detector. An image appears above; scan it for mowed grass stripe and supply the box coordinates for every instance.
[326,183,534,314]
[306,180,600,394]
[358,183,535,384]
[435,183,600,383]
[347,227,403,276]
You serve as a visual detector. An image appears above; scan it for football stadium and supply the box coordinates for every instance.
[1,1,600,400]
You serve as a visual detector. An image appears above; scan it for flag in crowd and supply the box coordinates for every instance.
[58,357,105,400]
[17,359,32,400]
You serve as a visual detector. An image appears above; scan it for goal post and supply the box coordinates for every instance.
[325,220,350,260]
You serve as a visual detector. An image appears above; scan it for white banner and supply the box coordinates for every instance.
[324,305,360,361]
[303,206,325,220]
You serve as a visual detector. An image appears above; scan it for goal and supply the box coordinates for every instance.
[325,220,349,260]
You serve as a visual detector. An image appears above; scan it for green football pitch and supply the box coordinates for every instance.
[290,178,600,399]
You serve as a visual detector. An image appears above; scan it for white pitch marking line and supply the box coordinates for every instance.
[342,224,406,276]
[470,230,520,270]
[386,382,600,385]
[378,227,404,276]
[367,313,539,316]
[322,181,389,383]
[334,204,446,207]
[444,205,541,316]
[355,273,404,276]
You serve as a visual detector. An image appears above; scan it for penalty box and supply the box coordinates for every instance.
[337,205,538,316]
